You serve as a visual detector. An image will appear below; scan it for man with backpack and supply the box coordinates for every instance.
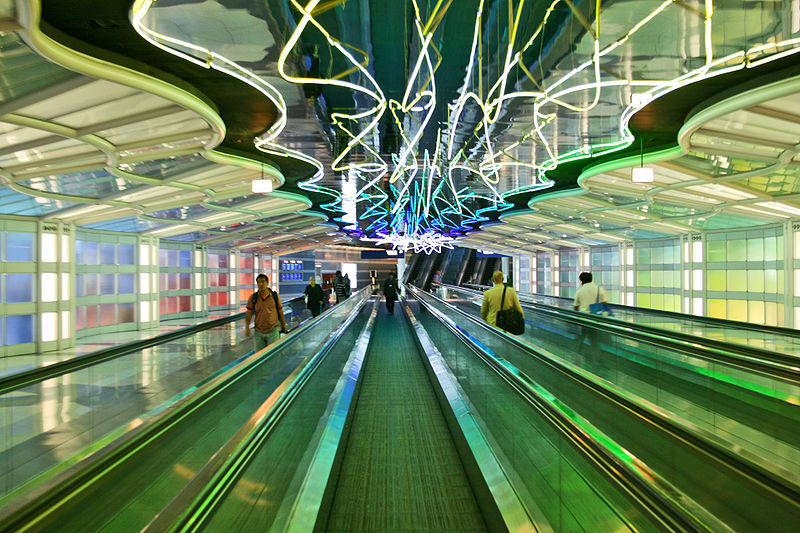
[333,270,349,304]
[245,274,288,351]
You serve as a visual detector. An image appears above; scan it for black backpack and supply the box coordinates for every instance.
[249,290,280,311]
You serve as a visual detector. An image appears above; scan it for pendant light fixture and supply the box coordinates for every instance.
[631,136,654,183]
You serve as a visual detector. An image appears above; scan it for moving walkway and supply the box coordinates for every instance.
[2,288,799,531]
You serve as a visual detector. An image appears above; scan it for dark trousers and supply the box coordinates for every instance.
[310,304,321,317]
[386,298,396,313]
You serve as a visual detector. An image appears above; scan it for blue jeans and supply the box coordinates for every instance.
[253,325,280,352]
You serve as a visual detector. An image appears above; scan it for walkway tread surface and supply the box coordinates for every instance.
[326,305,487,532]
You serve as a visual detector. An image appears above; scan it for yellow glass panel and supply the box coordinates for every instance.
[708,270,726,291]
[765,302,778,326]
[765,269,777,293]
[637,293,651,308]
[637,271,650,287]
[727,239,747,262]
[748,301,765,324]
[765,237,777,261]
[777,304,785,326]
[777,236,784,260]
[777,270,784,294]
[727,270,747,292]
[747,239,764,262]
[747,270,764,292]
[651,293,664,310]
[708,299,727,319]
[728,300,748,322]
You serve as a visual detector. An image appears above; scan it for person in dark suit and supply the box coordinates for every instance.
[382,272,398,314]
[303,276,325,317]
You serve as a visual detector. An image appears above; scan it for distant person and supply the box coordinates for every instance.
[383,272,399,314]
[245,274,288,351]
[481,271,524,330]
[343,272,352,297]
[333,270,349,304]
[573,272,608,313]
[432,270,441,283]
[303,276,325,317]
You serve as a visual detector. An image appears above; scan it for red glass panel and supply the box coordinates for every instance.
[86,305,98,328]
[100,304,116,326]
[168,297,178,314]
[180,295,191,312]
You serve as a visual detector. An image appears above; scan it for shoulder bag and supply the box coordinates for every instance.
[495,285,525,334]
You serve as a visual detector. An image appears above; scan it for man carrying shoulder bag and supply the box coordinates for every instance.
[481,270,525,334]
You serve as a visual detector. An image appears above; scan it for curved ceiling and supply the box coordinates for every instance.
[0,1,798,255]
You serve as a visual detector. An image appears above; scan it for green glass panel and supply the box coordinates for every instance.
[747,239,764,262]
[636,293,651,307]
[727,239,747,262]
[747,270,764,292]
[727,270,747,292]
[651,293,664,309]
[663,245,675,265]
[652,247,664,264]
[652,270,664,287]
[707,240,726,262]
[765,269,777,292]
[765,237,777,261]
[707,270,726,291]
[636,247,650,265]
[636,270,650,286]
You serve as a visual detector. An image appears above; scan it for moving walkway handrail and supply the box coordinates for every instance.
[0,289,368,531]
[415,286,800,503]
[443,283,800,381]
[408,285,723,532]
[452,282,800,338]
[143,292,375,532]
[0,294,307,396]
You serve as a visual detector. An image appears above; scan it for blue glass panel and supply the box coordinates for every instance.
[122,153,208,179]
[84,273,98,296]
[150,205,214,220]
[0,317,4,346]
[6,314,34,345]
[179,250,191,267]
[100,274,115,295]
[82,241,98,265]
[0,187,79,216]
[18,170,141,198]
[100,243,115,264]
[118,273,135,294]
[118,244,135,264]
[168,250,179,267]
[6,232,34,261]
[75,273,85,297]
[6,274,33,303]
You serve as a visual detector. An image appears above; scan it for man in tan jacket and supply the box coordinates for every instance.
[481,270,524,329]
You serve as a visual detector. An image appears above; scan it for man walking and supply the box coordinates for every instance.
[382,272,398,314]
[245,274,288,351]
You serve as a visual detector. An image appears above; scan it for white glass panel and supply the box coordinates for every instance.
[795,231,800,259]
[626,248,633,265]
[152,273,157,293]
[195,273,203,289]
[61,234,69,262]
[41,234,57,262]
[693,298,704,316]
[230,253,236,268]
[61,310,70,339]
[553,255,559,268]
[230,291,236,304]
[583,252,589,266]
[62,272,69,300]
[41,312,57,342]
[795,269,800,297]
[41,273,57,302]
[139,273,150,294]
[139,244,149,266]
[626,270,633,287]
[626,292,633,304]
[553,271,559,283]
[195,250,202,267]
[684,270,689,289]
[684,297,690,312]
[152,300,157,321]
[195,294,202,311]
[692,241,703,263]
[693,270,703,291]
[140,301,150,322]
[684,241,689,263]
[795,306,800,328]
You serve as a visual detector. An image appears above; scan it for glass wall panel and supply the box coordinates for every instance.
[118,243,135,264]
[6,232,34,261]
[6,315,34,344]
[6,273,34,303]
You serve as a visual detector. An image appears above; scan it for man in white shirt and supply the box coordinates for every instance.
[573,272,608,312]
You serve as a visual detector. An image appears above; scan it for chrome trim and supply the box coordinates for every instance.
[402,299,542,533]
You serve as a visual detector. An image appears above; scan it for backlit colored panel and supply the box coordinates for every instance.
[707,299,726,319]
[707,270,726,291]
[726,239,746,262]
[727,300,748,322]
[727,270,747,292]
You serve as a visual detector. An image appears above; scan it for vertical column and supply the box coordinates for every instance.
[791,222,799,328]
[194,245,207,317]
[690,233,704,317]
[229,250,238,311]
[397,256,406,296]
